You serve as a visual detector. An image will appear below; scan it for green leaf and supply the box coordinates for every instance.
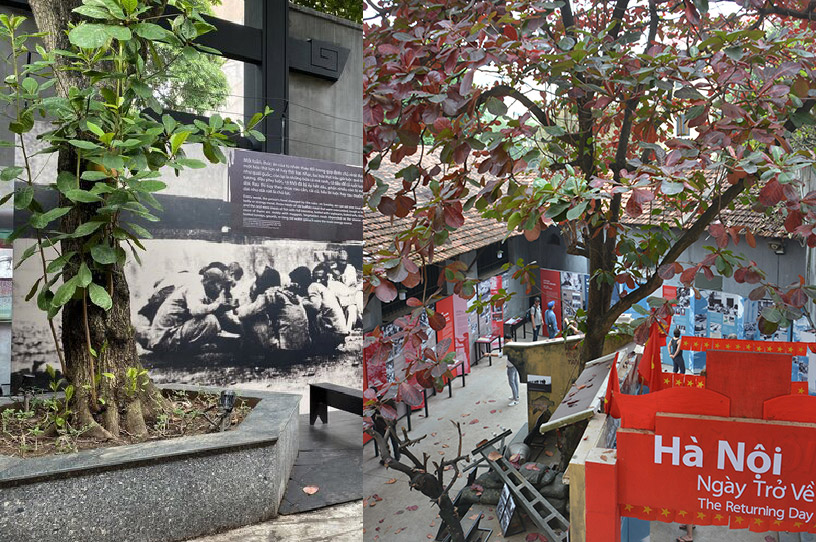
[543,124,566,137]
[485,97,507,117]
[558,36,575,51]
[68,24,109,49]
[675,86,706,100]
[170,131,191,155]
[86,121,105,137]
[66,189,102,203]
[0,166,23,181]
[21,77,37,95]
[566,201,588,221]
[246,111,263,130]
[175,158,206,169]
[125,222,152,239]
[69,139,101,150]
[724,46,743,61]
[103,25,132,41]
[30,207,71,229]
[72,221,104,237]
[45,251,76,274]
[81,171,112,181]
[24,277,41,302]
[121,0,138,14]
[13,185,34,210]
[90,244,117,264]
[72,5,112,20]
[53,277,78,308]
[134,22,166,40]
[77,263,92,287]
[57,171,78,193]
[132,180,166,193]
[88,282,112,311]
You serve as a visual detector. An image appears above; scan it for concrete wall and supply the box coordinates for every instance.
[504,333,632,429]
[288,5,362,167]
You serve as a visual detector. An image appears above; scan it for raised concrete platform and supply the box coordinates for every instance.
[0,386,300,542]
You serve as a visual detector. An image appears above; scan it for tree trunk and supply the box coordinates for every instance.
[29,0,166,438]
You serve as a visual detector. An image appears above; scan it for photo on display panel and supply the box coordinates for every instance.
[10,141,363,400]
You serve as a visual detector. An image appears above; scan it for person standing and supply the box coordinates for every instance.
[545,300,560,339]
[529,298,543,341]
[669,328,685,374]
[507,360,519,406]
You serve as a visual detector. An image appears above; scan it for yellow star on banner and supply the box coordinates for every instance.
[642,506,652,515]
[794,521,803,528]
[714,514,724,522]
[753,518,763,526]
[687,379,694,386]
[697,381,705,388]
[777,346,783,352]
[798,347,807,355]
[703,341,710,348]
[789,346,794,352]
[734,516,745,525]
[664,378,670,385]
[697,511,706,520]
[624,504,634,512]
[693,341,699,348]
[767,345,774,352]
[677,510,688,518]
[799,387,806,394]
[661,508,671,517]
[725,343,732,349]
[745,344,752,350]
[773,520,782,527]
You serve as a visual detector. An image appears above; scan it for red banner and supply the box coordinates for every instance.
[540,269,562,332]
[663,285,678,300]
[453,294,471,374]
[618,413,816,531]
[436,296,457,378]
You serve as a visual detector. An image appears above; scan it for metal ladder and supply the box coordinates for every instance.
[473,441,569,542]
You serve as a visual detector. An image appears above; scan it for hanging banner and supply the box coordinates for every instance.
[490,275,504,339]
[453,294,471,375]
[436,296,457,376]
[540,269,562,332]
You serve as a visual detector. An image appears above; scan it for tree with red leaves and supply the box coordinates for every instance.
[364,1,816,538]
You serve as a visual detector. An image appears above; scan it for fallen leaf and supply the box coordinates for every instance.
[395,510,404,515]
[468,418,479,424]
[476,439,489,447]
[386,478,397,484]
[544,450,554,457]
[490,409,497,414]
[470,483,484,496]
[302,485,320,495]
[488,451,502,461]
[407,505,419,511]
[468,513,480,520]
[524,463,541,471]
[395,527,406,534]
[509,453,521,463]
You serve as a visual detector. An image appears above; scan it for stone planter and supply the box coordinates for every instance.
[0,385,300,542]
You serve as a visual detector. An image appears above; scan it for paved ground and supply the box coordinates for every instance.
[363,329,562,542]
[187,501,362,542]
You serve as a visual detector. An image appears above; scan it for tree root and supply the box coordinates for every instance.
[124,399,148,439]
[77,402,115,441]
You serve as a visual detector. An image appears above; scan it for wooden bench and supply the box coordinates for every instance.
[309,383,363,425]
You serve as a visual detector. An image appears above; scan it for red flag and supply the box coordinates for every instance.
[605,353,621,417]
[637,317,671,393]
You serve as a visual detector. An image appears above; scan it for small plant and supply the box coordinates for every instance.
[124,367,149,398]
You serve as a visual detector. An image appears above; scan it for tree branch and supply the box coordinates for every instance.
[601,176,748,328]
[478,85,578,147]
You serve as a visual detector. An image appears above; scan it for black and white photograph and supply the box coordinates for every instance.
[10,144,364,403]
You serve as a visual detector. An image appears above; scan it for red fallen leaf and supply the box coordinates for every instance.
[509,453,521,464]
[544,450,554,457]
[373,494,383,501]
[469,513,481,520]
[490,409,497,414]
[487,451,502,461]
[302,485,320,495]
[395,510,404,515]
[476,439,489,447]
[386,478,397,484]
[406,505,419,511]
[468,418,479,424]
[470,483,484,496]
[524,463,541,471]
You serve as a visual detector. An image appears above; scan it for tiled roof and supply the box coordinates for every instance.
[618,169,788,238]
[365,153,520,261]
[366,159,790,263]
